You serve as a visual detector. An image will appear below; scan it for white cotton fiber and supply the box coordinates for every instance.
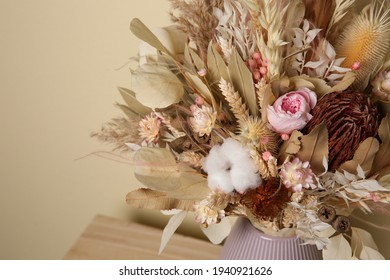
[202,138,262,194]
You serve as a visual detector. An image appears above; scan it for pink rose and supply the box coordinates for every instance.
[267,87,317,134]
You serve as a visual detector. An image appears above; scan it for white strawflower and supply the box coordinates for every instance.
[194,200,225,226]
[202,138,262,194]
[189,105,217,136]
[138,113,162,143]
[280,157,314,192]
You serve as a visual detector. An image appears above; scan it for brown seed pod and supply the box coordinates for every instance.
[318,205,337,223]
[332,215,351,233]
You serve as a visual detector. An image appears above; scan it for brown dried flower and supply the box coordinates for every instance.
[241,177,290,221]
[304,91,380,171]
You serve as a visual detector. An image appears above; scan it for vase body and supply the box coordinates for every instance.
[220,218,323,260]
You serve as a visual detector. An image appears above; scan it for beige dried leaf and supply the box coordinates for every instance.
[207,43,229,85]
[130,18,172,56]
[159,210,187,254]
[372,115,390,175]
[340,137,380,175]
[278,130,303,165]
[133,148,209,200]
[118,87,152,115]
[126,188,195,211]
[297,122,329,175]
[228,49,258,116]
[200,217,231,244]
[323,234,352,260]
[131,64,184,109]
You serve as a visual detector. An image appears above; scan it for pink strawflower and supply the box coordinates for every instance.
[280,157,314,192]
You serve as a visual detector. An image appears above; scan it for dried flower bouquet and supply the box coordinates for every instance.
[94,0,390,259]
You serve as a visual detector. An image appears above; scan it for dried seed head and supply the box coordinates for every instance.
[332,215,351,233]
[318,205,337,223]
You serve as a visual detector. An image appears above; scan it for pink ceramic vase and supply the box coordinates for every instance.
[220,218,323,260]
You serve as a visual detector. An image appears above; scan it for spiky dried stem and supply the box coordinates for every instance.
[91,117,141,151]
[170,0,223,62]
[249,148,270,180]
[219,78,249,122]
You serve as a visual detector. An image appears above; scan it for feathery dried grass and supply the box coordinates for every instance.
[91,117,141,152]
[170,0,223,62]
[335,1,390,91]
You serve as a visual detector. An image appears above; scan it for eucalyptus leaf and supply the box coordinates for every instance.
[159,211,187,254]
[131,64,184,109]
[118,87,152,115]
[126,188,196,211]
[130,18,172,56]
[133,148,210,200]
[228,49,258,116]
[359,246,385,260]
[297,122,328,174]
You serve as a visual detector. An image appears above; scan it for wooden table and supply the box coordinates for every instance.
[64,215,221,260]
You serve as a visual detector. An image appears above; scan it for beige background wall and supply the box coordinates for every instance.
[0,0,388,260]
[0,0,205,259]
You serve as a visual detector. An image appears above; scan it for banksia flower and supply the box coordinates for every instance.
[335,2,390,91]
[304,91,380,171]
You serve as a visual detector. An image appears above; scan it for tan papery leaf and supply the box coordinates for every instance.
[126,188,196,211]
[131,64,184,109]
[200,217,231,244]
[322,234,352,260]
[278,130,303,164]
[186,72,218,111]
[261,84,275,123]
[297,122,328,174]
[351,227,379,259]
[187,46,205,71]
[207,43,229,85]
[360,246,385,260]
[159,211,187,254]
[228,49,258,116]
[372,115,390,175]
[340,137,380,175]
[133,148,209,200]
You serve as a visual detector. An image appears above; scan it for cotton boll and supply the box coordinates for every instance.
[202,138,262,194]
[207,170,235,193]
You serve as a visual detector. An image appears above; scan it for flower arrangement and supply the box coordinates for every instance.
[93,0,390,259]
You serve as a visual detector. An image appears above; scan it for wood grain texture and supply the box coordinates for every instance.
[64,215,221,260]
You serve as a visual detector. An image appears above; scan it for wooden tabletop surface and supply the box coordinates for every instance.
[64,215,221,260]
